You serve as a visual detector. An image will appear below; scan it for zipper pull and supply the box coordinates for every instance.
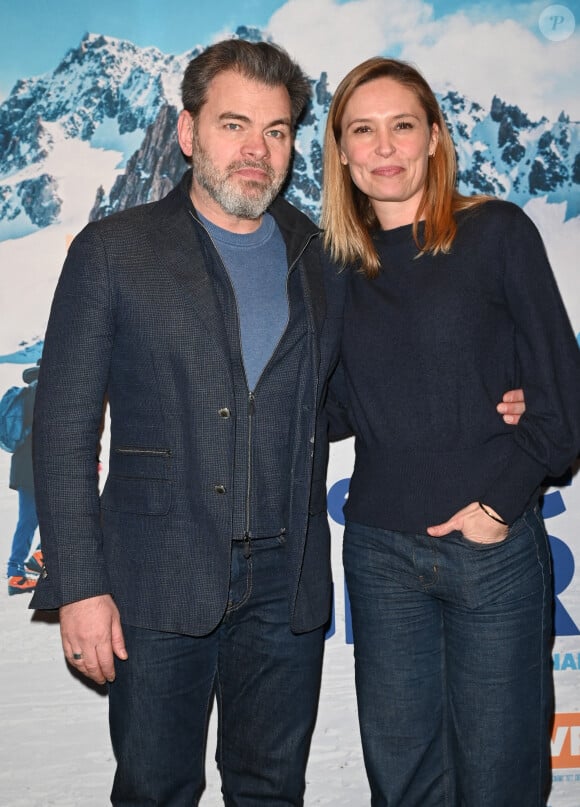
[248,392,255,416]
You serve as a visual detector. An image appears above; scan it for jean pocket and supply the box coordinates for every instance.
[458,511,528,551]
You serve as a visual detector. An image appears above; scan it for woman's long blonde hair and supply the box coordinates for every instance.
[321,57,487,277]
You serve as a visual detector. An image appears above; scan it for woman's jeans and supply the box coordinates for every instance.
[344,508,553,807]
[109,535,325,806]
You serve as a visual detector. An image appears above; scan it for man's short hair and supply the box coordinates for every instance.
[181,39,311,128]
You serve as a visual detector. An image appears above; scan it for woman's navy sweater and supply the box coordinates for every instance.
[332,200,580,532]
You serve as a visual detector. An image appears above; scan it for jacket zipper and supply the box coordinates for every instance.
[243,391,255,557]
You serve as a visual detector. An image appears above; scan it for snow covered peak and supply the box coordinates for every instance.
[0,27,578,240]
[0,31,193,176]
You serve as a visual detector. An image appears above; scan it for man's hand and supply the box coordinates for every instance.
[427,501,508,544]
[497,388,525,425]
[59,594,128,684]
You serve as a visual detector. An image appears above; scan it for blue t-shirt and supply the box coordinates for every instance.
[198,211,288,391]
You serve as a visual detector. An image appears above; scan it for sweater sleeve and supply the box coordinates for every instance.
[481,204,580,524]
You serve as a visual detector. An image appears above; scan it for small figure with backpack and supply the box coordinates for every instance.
[1,361,43,595]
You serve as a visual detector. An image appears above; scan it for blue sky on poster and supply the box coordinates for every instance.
[1,0,579,118]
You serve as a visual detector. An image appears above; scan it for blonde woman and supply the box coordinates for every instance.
[322,57,580,806]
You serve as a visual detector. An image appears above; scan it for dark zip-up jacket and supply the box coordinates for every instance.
[30,171,345,635]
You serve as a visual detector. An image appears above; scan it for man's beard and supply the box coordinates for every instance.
[190,127,289,220]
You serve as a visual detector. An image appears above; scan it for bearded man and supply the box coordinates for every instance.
[30,39,344,806]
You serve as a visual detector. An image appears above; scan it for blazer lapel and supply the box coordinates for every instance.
[302,245,326,336]
[149,194,232,361]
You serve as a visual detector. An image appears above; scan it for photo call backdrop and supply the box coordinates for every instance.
[0,1,579,804]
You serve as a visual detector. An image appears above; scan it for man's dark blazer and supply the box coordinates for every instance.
[30,172,345,636]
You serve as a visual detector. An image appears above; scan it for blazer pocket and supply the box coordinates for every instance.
[101,475,171,515]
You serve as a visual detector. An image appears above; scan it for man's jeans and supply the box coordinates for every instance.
[344,507,553,807]
[109,535,325,806]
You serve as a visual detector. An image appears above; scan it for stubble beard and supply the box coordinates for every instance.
[190,127,289,220]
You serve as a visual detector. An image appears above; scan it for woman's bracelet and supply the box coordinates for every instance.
[478,501,508,526]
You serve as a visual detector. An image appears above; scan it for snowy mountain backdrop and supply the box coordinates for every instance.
[1,25,579,242]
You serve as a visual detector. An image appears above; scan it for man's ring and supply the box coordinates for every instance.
[72,652,83,660]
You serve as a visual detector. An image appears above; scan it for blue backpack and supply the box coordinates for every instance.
[0,385,33,453]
